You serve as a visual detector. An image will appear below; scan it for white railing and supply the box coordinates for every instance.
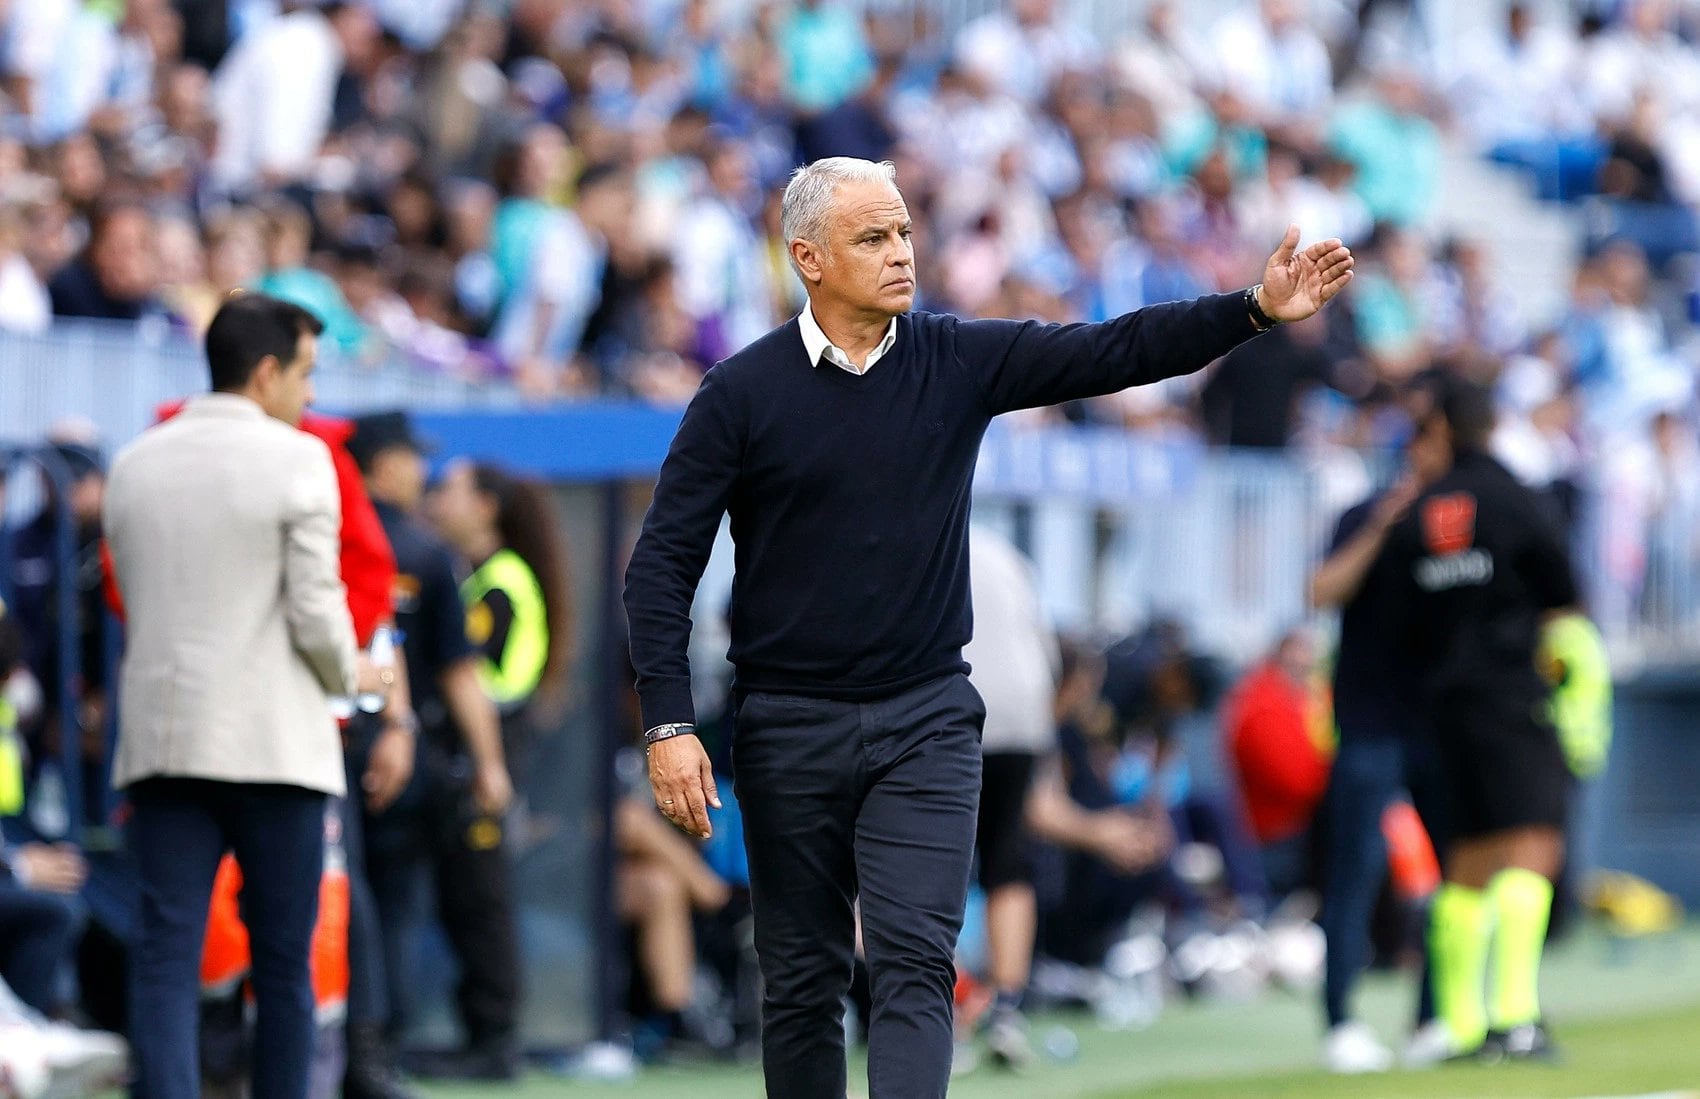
[0,321,520,446]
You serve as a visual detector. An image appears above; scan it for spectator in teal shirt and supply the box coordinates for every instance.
[1328,68,1440,227]
[490,125,571,312]
[776,0,875,113]
[1165,88,1270,184]
[1352,225,1431,377]
[253,200,369,356]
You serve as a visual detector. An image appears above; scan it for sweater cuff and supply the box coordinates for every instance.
[1215,289,1264,336]
[638,678,698,734]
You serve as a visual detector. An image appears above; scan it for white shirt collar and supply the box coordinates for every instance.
[798,301,898,376]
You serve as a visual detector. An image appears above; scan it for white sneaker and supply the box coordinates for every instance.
[1321,1021,1394,1074]
[984,1008,1035,1071]
[949,1040,982,1077]
[37,1021,129,1096]
[1402,1019,1457,1069]
[0,1019,52,1099]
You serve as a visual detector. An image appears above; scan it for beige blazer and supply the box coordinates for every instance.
[104,393,357,795]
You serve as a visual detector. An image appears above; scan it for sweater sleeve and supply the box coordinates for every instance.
[953,292,1263,414]
[624,367,743,731]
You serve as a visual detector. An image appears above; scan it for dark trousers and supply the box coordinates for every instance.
[363,741,519,1046]
[361,801,422,1039]
[430,782,520,1045]
[0,878,79,1013]
[337,763,386,1030]
[1167,792,1271,915]
[127,778,327,1099]
[1319,732,1449,1029]
[733,673,984,1099]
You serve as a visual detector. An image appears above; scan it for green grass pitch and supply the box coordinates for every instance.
[413,922,1700,1099]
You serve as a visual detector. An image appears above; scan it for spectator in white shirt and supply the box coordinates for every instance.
[0,203,51,334]
[493,163,634,398]
[1115,0,1209,129]
[1583,0,1700,123]
[1,0,78,139]
[1493,337,1579,490]
[1237,143,1366,253]
[371,0,463,50]
[210,0,378,194]
[954,0,1099,107]
[1449,3,1590,152]
[671,140,775,361]
[1209,0,1334,135]
[0,0,173,146]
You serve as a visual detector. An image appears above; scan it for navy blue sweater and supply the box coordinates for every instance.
[624,294,1263,730]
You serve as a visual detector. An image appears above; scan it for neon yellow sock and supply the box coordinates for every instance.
[1488,867,1554,1029]
[1430,882,1491,1049]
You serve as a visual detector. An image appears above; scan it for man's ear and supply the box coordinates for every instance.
[251,354,281,390]
[790,239,824,286]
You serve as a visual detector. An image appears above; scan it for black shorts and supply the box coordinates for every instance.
[1435,690,1572,840]
[977,752,1037,890]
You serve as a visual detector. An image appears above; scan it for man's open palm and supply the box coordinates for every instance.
[1258,226,1354,323]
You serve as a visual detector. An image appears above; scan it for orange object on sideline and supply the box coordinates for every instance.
[199,809,351,1020]
[1382,799,1441,900]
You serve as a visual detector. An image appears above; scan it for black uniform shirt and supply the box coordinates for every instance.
[374,500,475,736]
[1387,452,1578,706]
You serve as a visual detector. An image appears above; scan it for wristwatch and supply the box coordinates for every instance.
[644,722,696,748]
[1245,284,1281,332]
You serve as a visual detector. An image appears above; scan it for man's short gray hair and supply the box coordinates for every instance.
[780,157,898,272]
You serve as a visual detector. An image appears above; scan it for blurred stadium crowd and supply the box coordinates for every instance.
[6,0,1700,616]
[0,0,1688,418]
[2,0,1699,1092]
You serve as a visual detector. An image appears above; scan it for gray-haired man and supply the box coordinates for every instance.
[624,157,1354,1097]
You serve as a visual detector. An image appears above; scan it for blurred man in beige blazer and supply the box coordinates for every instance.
[104,293,358,1099]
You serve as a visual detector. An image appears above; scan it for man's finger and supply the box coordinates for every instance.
[1317,250,1352,275]
[1303,238,1344,262]
[1318,261,1352,288]
[681,779,712,838]
[1272,224,1300,264]
[701,757,722,810]
[1318,269,1353,302]
[656,777,692,830]
[1318,250,1354,276]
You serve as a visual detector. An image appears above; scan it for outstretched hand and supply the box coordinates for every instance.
[1257,226,1354,323]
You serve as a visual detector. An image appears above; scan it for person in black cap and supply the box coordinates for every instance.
[345,411,519,1082]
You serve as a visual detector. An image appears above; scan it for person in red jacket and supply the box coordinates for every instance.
[1224,629,1333,895]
